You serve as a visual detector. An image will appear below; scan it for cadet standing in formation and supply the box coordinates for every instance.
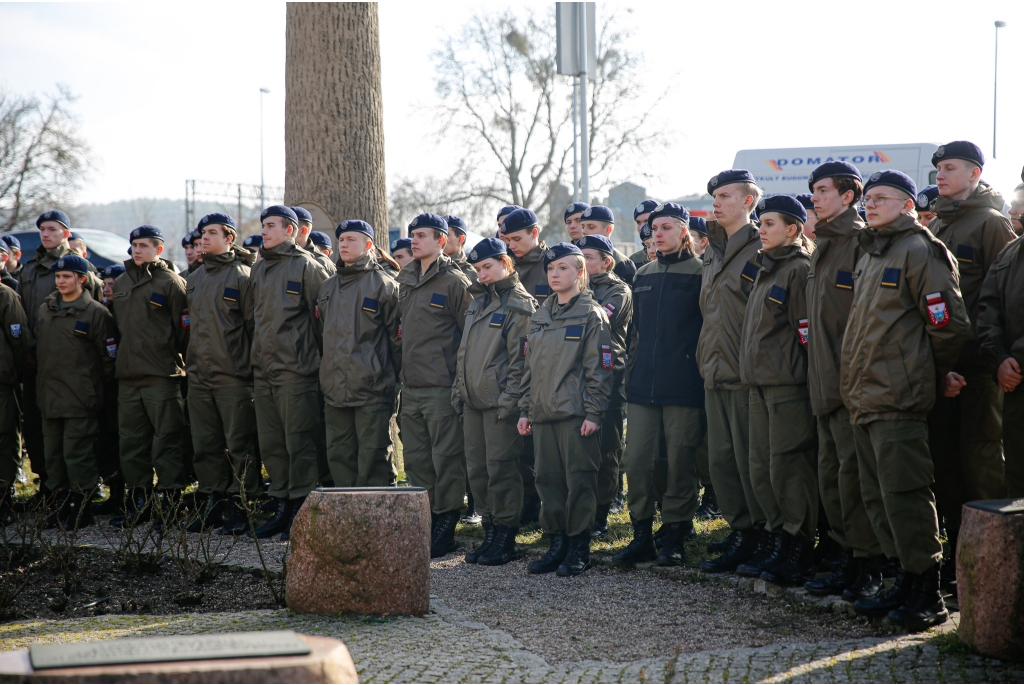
[442,215,478,282]
[0,269,29,521]
[628,200,659,268]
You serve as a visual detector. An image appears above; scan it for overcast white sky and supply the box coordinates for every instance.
[2,0,1023,207]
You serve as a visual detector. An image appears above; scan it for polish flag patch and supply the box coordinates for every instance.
[797,319,809,347]
[926,293,949,327]
[181,309,190,329]
[602,302,616,319]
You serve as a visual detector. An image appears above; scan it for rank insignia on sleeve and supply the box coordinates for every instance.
[926,292,949,327]
[601,344,613,370]
[181,309,190,329]
[797,319,809,347]
[767,285,787,305]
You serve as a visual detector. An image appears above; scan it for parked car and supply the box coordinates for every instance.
[3,228,132,269]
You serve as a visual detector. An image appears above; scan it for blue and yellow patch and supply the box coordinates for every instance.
[880,268,900,288]
[767,285,787,305]
[534,285,551,297]
[74,320,90,335]
[429,293,446,308]
[362,297,379,313]
[149,292,167,307]
[223,287,239,302]
[564,325,583,341]
[835,270,854,290]
[489,312,506,327]
[955,244,974,263]
[286,280,301,295]
[741,261,760,283]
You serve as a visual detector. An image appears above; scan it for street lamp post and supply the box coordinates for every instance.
[260,87,270,208]
[994,21,1005,158]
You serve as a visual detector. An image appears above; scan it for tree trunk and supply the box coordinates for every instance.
[285,2,388,246]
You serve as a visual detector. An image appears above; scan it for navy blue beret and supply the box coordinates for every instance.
[0,241,7,255]
[444,215,467,235]
[1,235,21,251]
[576,234,614,255]
[916,185,940,210]
[808,160,862,191]
[614,258,636,283]
[69,231,84,242]
[309,231,332,248]
[391,237,412,252]
[707,170,755,196]
[581,205,614,224]
[36,210,71,230]
[756,195,807,224]
[795,193,815,211]
[336,220,374,239]
[181,235,192,248]
[130,225,164,242]
[501,208,539,235]
[261,205,298,225]
[242,234,263,250]
[50,254,90,275]
[290,206,313,223]
[408,213,448,234]
[563,202,589,223]
[190,228,203,245]
[647,202,690,226]
[688,216,707,236]
[542,242,583,269]
[639,222,652,241]
[497,205,521,221]
[864,170,917,200]
[198,212,238,232]
[634,200,659,220]
[102,265,126,280]
[467,237,507,264]
[932,141,984,168]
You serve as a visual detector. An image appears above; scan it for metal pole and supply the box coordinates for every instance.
[993,21,1005,158]
[577,2,589,203]
[572,77,579,202]
[259,88,268,208]
[238,184,243,227]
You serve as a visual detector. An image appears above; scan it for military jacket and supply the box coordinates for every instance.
[696,221,762,390]
[840,214,970,425]
[300,241,337,276]
[807,207,865,416]
[514,241,551,305]
[588,271,631,406]
[0,269,18,293]
[396,253,472,389]
[740,243,811,387]
[928,183,1015,373]
[250,239,329,385]
[519,290,613,425]
[317,253,401,408]
[977,236,1024,374]
[35,290,117,419]
[0,285,30,387]
[629,247,650,269]
[19,242,100,334]
[185,247,255,389]
[449,248,478,282]
[454,273,535,416]
[112,259,189,386]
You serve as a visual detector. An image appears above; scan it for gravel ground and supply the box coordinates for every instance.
[429,554,887,664]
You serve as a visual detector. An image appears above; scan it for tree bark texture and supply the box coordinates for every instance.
[285,2,388,245]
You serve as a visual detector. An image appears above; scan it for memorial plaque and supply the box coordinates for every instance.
[29,631,311,670]
[964,498,1024,516]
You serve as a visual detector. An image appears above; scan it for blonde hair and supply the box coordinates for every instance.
[569,253,588,291]
[738,182,763,215]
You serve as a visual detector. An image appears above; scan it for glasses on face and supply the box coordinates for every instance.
[861,195,902,208]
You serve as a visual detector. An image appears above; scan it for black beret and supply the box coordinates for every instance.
[497,205,521,221]
[614,258,637,283]
[102,265,126,280]
[336,220,374,239]
[198,212,238,233]
[190,228,203,245]
[563,202,589,223]
[444,215,468,235]
[864,170,917,200]
[36,210,71,230]
[688,216,707,236]
[242,234,263,250]
[50,254,90,275]
[542,241,583,269]
[69,231,84,242]
[391,237,412,252]
[575,234,614,255]
[467,237,507,264]
[795,193,815,211]
[932,141,984,168]
[807,160,862,191]
[639,222,652,241]
[290,206,314,223]
[756,195,807,224]
[309,231,331,248]
[408,213,448,234]
[916,185,940,211]
[647,202,690,226]
[1,235,21,251]
[130,225,164,242]
[180,235,192,248]
[634,200,659,220]
[261,205,298,225]
[501,208,539,235]
[707,169,755,196]
[581,205,614,223]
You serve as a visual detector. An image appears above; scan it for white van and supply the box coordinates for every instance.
[732,143,939,197]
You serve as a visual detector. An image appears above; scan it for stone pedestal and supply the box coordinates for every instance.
[957,498,1024,662]
[286,487,431,617]
[0,633,357,683]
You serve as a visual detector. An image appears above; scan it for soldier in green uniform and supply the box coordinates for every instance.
[0,242,18,293]
[686,215,717,519]
[2,236,23,281]
[391,238,413,271]
[579,205,636,285]
[0,277,29,523]
[735,195,816,585]
[915,185,939,227]
[185,213,258,534]
[801,161,883,600]
[396,213,472,557]
[628,200,659,268]
[183,232,201,275]
[442,215,478,282]
[291,207,337,276]
[249,206,330,540]
[575,234,631,538]
[454,238,535,565]
[317,220,401,488]
[564,202,589,243]
[496,205,521,240]
[696,171,766,572]
[241,234,263,259]
[840,170,970,631]
[519,242,612,577]
[924,142,1014,583]
[308,231,333,260]
[35,255,117,529]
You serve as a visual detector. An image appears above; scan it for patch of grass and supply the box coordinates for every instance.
[932,630,974,657]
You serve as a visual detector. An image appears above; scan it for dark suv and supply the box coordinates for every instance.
[3,228,132,269]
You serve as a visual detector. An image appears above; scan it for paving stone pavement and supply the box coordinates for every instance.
[0,599,1021,683]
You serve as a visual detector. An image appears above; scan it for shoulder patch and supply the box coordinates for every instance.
[362,297,379,313]
[834,270,854,290]
[767,285,787,305]
[926,292,950,327]
[741,261,760,283]
[286,280,302,295]
[489,312,506,327]
[149,292,167,307]
[564,325,583,341]
[797,319,809,347]
[429,293,446,308]
[880,268,900,288]
[601,344,613,370]
[73,320,90,335]
[8,323,20,338]
[533,284,551,297]
[955,244,975,264]
[106,337,117,358]
[181,309,190,329]
[223,287,240,302]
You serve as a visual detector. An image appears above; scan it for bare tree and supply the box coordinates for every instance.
[0,85,91,232]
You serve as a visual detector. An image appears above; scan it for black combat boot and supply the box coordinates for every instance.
[465,521,496,564]
[737,530,781,578]
[652,523,668,550]
[430,510,460,558]
[655,521,696,567]
[611,518,657,567]
[478,524,522,566]
[280,495,305,541]
[527,531,568,574]
[219,495,249,535]
[853,564,914,618]
[110,487,151,528]
[840,556,885,602]
[44,491,71,529]
[699,528,759,573]
[556,533,592,577]
[694,486,721,520]
[887,563,949,631]
[805,547,857,596]
[520,495,541,525]
[248,497,292,539]
[185,493,226,533]
[590,503,610,539]
[761,534,814,586]
[707,530,737,555]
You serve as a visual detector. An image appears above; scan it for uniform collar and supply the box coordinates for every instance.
[397,252,454,287]
[260,239,300,261]
[337,252,378,278]
[859,214,921,256]
[933,182,1004,222]
[46,288,94,312]
[758,243,809,272]
[516,241,548,265]
[35,241,71,267]
[202,247,250,271]
[813,206,864,239]
[656,247,695,265]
